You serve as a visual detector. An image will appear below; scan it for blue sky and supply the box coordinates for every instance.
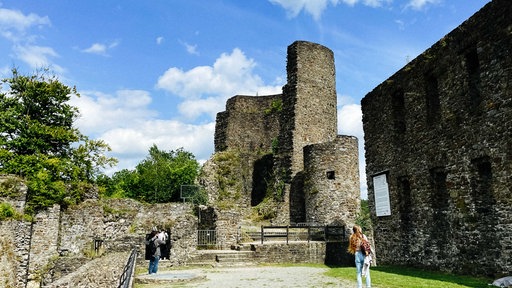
[0,0,491,198]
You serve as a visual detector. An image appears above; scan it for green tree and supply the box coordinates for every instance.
[356,199,373,233]
[97,169,139,199]
[0,69,117,213]
[130,145,200,203]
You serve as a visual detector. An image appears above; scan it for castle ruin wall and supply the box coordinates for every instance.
[361,0,511,277]
[275,41,339,223]
[214,94,281,153]
[278,41,338,180]
[304,136,360,227]
[0,183,198,287]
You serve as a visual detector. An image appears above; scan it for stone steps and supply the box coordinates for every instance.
[186,249,256,267]
[215,251,256,267]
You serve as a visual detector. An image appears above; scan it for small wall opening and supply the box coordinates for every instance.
[392,89,406,134]
[326,171,335,180]
[425,72,441,124]
[429,166,450,258]
[398,176,412,257]
[470,156,494,214]
[398,176,412,232]
[465,46,481,110]
[251,154,274,206]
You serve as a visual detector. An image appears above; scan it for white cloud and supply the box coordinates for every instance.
[82,41,119,56]
[70,89,156,136]
[406,0,441,10]
[179,40,199,55]
[337,103,368,199]
[338,103,363,138]
[0,8,63,74]
[99,120,215,173]
[102,120,214,159]
[269,0,390,20]
[70,89,215,174]
[178,97,225,120]
[157,48,263,98]
[395,19,405,30]
[156,48,283,119]
[269,0,332,20]
[13,44,64,72]
[71,47,284,174]
[0,8,50,41]
[156,36,164,45]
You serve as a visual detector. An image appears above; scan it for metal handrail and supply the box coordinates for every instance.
[260,225,346,244]
[117,248,138,288]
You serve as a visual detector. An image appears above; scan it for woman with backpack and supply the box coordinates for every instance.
[148,230,166,274]
[348,225,372,288]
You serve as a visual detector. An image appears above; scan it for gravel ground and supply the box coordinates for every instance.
[136,266,355,288]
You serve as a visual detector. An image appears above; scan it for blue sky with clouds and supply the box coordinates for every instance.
[0,0,491,198]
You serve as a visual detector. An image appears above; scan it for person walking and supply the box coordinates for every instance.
[148,230,166,274]
[348,225,372,288]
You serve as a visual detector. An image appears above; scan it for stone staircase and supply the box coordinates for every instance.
[186,249,257,267]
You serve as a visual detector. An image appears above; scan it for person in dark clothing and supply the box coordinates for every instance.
[148,230,166,274]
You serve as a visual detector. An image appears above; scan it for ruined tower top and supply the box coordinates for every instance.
[280,41,338,178]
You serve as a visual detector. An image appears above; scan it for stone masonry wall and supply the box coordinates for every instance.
[26,205,60,288]
[214,94,281,153]
[278,41,337,181]
[0,220,31,288]
[0,185,198,287]
[59,199,198,266]
[251,242,326,264]
[304,136,360,227]
[0,176,31,288]
[275,41,338,223]
[361,0,511,277]
[207,41,359,230]
[211,94,283,236]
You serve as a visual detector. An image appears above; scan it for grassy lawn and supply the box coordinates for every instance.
[325,265,493,288]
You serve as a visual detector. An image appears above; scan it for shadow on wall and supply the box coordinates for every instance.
[325,241,354,267]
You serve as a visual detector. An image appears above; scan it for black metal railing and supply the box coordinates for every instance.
[259,225,345,244]
[117,248,138,288]
[197,229,217,248]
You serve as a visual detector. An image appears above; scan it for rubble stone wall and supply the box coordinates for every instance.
[361,0,511,277]
[304,136,360,227]
[0,183,198,287]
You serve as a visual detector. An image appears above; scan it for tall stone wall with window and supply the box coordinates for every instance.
[303,136,360,228]
[209,41,359,231]
[276,41,339,223]
[361,0,511,277]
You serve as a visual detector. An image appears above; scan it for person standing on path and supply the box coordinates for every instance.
[148,230,166,274]
[348,225,372,288]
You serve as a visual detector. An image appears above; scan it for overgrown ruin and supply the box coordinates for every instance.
[2,0,511,285]
[199,40,361,247]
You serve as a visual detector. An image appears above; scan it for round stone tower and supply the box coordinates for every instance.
[303,135,360,226]
[275,41,338,223]
[279,41,338,179]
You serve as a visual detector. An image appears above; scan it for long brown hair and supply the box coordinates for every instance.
[347,225,363,254]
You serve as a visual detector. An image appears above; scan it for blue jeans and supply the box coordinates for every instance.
[149,255,160,274]
[355,251,371,288]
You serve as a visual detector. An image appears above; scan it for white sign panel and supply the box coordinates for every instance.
[373,174,391,216]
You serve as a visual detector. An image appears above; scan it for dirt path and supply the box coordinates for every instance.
[135,266,354,288]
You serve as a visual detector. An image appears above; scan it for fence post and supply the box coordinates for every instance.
[261,225,264,244]
[286,225,289,244]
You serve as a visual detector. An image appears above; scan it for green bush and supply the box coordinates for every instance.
[0,202,18,220]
